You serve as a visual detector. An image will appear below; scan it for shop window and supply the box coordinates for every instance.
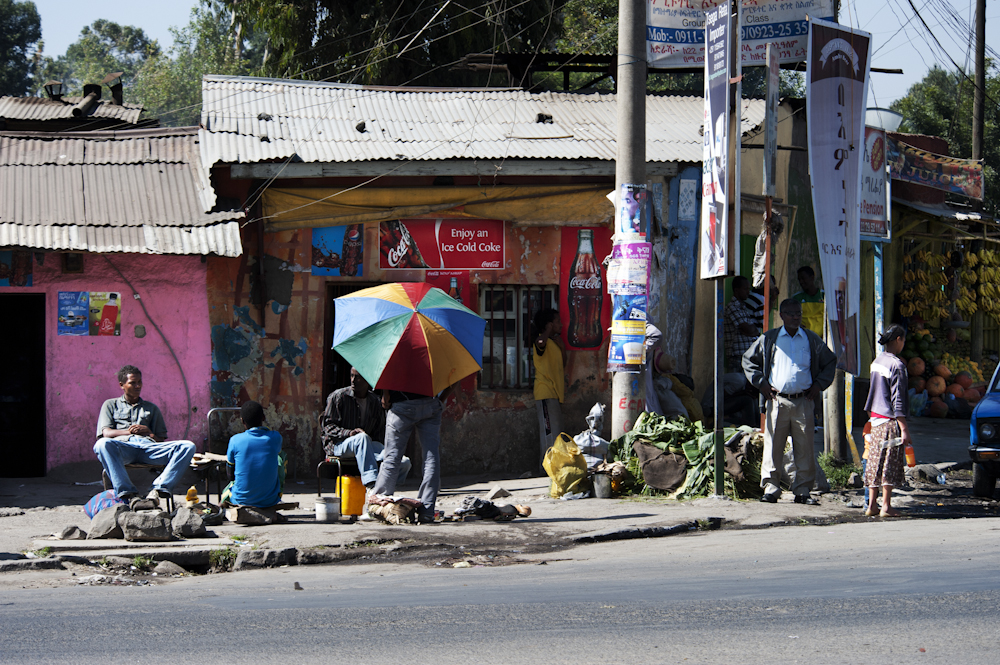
[479,284,558,389]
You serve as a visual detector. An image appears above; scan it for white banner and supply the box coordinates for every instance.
[860,126,889,240]
[806,18,870,375]
[700,3,730,280]
[647,0,835,69]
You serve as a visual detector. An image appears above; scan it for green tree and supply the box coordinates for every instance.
[221,0,565,86]
[133,1,263,126]
[891,65,1000,216]
[0,0,41,96]
[35,19,161,97]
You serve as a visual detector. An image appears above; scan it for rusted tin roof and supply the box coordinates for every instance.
[0,95,144,124]
[199,75,766,168]
[0,127,243,256]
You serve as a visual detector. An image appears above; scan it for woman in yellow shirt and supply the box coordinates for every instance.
[533,308,565,468]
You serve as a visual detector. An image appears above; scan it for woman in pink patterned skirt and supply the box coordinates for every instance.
[863,324,911,517]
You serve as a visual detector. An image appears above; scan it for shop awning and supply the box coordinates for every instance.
[261,185,614,231]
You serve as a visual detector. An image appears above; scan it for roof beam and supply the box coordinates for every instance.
[228,159,678,179]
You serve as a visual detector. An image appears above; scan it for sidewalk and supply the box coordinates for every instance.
[0,417,989,579]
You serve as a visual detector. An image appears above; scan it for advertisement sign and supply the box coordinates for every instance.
[617,184,647,235]
[312,224,364,276]
[0,250,32,286]
[560,227,612,350]
[860,127,889,240]
[807,18,870,375]
[700,3,730,280]
[379,219,504,270]
[887,138,984,200]
[89,291,122,336]
[763,42,780,197]
[608,294,648,373]
[646,0,835,69]
[425,270,470,307]
[607,241,652,295]
[58,292,90,336]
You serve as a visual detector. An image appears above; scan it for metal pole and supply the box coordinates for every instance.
[971,0,986,362]
[610,0,647,439]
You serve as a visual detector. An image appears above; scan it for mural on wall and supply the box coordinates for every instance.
[425,270,470,306]
[0,250,33,286]
[312,224,364,276]
[57,291,90,336]
[88,292,121,336]
[560,226,612,350]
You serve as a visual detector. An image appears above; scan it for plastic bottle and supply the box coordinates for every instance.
[904,442,916,467]
[185,486,199,506]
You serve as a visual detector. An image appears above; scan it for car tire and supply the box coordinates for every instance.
[972,462,997,499]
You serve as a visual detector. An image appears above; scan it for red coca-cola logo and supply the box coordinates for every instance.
[387,236,410,268]
[569,274,601,290]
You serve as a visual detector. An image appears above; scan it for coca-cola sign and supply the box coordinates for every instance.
[560,226,612,350]
[568,275,602,291]
[379,219,505,270]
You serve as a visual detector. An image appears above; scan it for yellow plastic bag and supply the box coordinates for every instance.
[543,432,588,498]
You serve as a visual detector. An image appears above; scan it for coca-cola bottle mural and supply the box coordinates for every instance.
[568,229,603,347]
[341,224,363,276]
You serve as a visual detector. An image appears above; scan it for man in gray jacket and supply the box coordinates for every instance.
[742,299,837,504]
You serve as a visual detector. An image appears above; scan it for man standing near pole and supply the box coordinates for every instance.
[742,299,837,504]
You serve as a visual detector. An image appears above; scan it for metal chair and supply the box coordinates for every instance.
[316,455,361,496]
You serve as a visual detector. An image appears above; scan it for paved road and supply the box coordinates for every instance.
[2,518,998,664]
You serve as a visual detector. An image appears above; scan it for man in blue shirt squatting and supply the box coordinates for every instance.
[94,365,196,505]
[226,400,284,508]
[742,299,837,505]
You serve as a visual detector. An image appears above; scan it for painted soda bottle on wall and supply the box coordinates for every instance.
[448,277,462,305]
[568,229,603,347]
[341,224,362,276]
[98,293,119,336]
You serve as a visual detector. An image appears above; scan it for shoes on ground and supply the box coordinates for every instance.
[794,495,819,505]
[759,492,779,503]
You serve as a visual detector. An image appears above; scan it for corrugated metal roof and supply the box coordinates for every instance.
[0,127,242,256]
[200,75,766,170]
[0,95,144,124]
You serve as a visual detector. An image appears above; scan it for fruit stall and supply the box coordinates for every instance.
[898,247,1000,418]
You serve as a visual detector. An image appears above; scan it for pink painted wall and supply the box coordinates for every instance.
[0,253,211,471]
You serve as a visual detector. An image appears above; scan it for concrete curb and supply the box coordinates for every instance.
[567,522,700,543]
[0,557,66,573]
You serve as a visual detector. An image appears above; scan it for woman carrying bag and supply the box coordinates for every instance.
[863,324,911,517]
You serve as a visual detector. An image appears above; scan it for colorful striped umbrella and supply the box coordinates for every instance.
[333,283,485,395]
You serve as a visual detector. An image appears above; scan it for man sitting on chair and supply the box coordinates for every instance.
[225,400,284,508]
[320,368,410,489]
[94,365,196,504]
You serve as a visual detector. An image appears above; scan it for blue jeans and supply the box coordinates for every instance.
[373,397,442,516]
[94,436,196,498]
[331,432,411,486]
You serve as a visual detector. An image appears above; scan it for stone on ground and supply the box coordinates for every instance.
[55,525,88,540]
[119,511,173,541]
[171,506,207,538]
[88,504,129,539]
[485,485,512,501]
[153,560,187,575]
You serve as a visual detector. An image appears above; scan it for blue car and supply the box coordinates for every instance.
[970,362,1000,498]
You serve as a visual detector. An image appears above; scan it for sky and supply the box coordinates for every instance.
[33,0,200,59]
[30,0,1000,107]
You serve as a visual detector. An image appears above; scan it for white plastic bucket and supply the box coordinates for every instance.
[315,496,341,522]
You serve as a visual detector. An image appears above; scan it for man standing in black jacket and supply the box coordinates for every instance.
[742,299,837,505]
[319,368,410,488]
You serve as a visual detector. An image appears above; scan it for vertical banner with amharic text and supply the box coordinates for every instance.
[807,18,870,374]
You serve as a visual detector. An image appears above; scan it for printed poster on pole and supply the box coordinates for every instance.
[806,18,870,375]
[860,127,890,241]
[646,0,835,69]
[700,3,729,280]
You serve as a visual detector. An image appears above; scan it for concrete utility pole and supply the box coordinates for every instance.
[971,0,986,362]
[610,0,647,439]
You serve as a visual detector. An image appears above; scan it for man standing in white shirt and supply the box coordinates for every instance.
[742,300,837,505]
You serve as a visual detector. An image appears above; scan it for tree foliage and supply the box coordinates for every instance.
[0,0,42,96]
[133,1,263,126]
[34,19,161,96]
[891,65,1000,216]
[221,0,565,86]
